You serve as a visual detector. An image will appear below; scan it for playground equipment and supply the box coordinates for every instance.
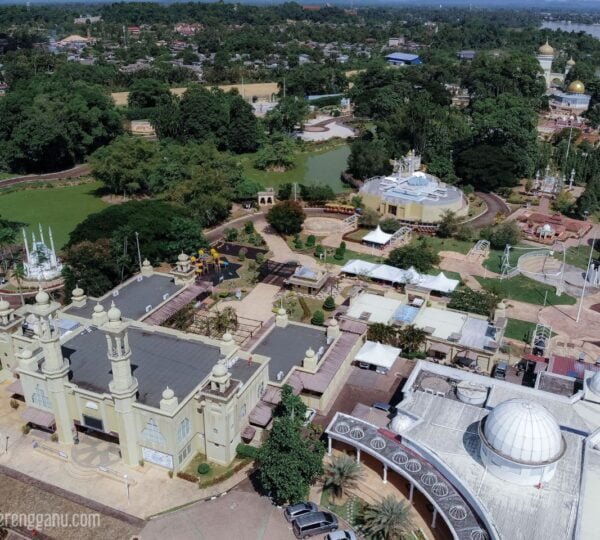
[191,248,223,276]
[531,323,553,357]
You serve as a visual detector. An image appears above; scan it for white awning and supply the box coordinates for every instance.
[369,265,406,283]
[418,272,460,293]
[363,225,393,245]
[340,259,378,276]
[355,340,400,370]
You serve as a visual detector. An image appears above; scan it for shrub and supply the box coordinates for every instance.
[333,247,344,260]
[311,310,325,326]
[9,399,19,409]
[50,433,58,442]
[379,218,401,234]
[168,470,174,478]
[224,228,238,242]
[306,235,316,247]
[323,296,335,311]
[340,241,346,252]
[244,220,254,234]
[238,247,247,261]
[266,200,306,235]
[314,245,324,258]
[236,443,259,459]
[197,463,211,475]
[139,459,145,467]
[255,252,265,265]
[21,424,31,434]
[176,471,198,483]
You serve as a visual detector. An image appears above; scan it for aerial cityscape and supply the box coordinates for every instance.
[1,1,600,539]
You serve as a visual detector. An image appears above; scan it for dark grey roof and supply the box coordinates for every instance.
[251,324,329,382]
[65,274,182,321]
[230,359,261,385]
[62,326,221,407]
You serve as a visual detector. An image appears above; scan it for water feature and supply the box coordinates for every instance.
[303,145,351,192]
[541,21,600,40]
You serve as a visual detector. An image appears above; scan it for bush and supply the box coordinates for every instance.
[294,238,304,250]
[50,433,58,442]
[306,235,316,247]
[379,218,401,234]
[9,399,19,409]
[139,459,145,467]
[176,471,198,483]
[314,245,324,258]
[323,296,335,311]
[238,247,247,261]
[266,201,306,235]
[255,252,265,265]
[21,424,31,434]
[197,463,211,475]
[168,470,174,478]
[333,247,344,260]
[311,310,325,326]
[224,228,238,242]
[236,443,259,459]
[244,220,255,234]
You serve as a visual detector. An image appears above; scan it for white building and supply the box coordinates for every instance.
[22,225,63,280]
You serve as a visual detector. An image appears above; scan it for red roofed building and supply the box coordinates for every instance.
[548,354,600,379]
[516,211,592,244]
[127,26,141,35]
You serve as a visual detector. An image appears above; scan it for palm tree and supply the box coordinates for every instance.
[12,263,26,306]
[201,307,238,338]
[323,454,363,505]
[360,495,413,540]
[396,324,427,355]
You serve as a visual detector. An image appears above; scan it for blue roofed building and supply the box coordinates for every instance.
[385,52,422,66]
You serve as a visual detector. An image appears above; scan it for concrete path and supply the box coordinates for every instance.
[0,164,91,187]
[254,218,319,268]
[217,283,280,323]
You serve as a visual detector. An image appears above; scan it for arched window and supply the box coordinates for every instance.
[240,404,247,420]
[257,382,265,399]
[141,418,166,445]
[177,418,190,443]
[31,384,51,409]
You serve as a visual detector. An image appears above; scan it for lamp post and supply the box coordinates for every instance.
[576,234,596,323]
[124,474,130,505]
[5,435,9,453]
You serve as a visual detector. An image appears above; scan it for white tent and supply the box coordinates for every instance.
[369,264,406,284]
[362,225,393,245]
[419,272,459,293]
[355,340,401,372]
[340,259,378,276]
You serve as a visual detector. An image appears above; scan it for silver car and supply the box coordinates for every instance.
[325,531,357,540]
[284,501,318,522]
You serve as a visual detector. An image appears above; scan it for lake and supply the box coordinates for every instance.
[541,22,600,40]
[242,144,351,193]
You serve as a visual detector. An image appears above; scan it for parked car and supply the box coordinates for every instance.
[303,408,316,426]
[284,502,318,522]
[493,361,508,380]
[292,511,338,539]
[372,401,392,412]
[325,531,357,540]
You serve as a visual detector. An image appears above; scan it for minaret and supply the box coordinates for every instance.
[30,287,73,443]
[565,57,576,77]
[48,227,57,267]
[38,223,45,245]
[101,302,139,465]
[569,169,575,190]
[537,40,555,89]
[22,228,30,264]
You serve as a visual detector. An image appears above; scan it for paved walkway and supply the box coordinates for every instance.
[254,218,320,268]
[216,283,280,323]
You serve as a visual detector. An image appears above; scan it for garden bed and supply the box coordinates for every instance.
[182,453,252,488]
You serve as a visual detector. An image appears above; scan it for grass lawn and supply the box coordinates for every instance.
[320,488,366,529]
[184,452,250,488]
[505,317,557,343]
[344,228,370,242]
[316,248,384,266]
[0,182,107,249]
[238,144,350,193]
[417,236,474,256]
[475,275,576,306]
[0,172,16,180]
[554,244,598,270]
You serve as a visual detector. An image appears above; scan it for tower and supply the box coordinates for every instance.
[565,57,576,78]
[102,302,139,465]
[537,40,555,89]
[29,287,73,443]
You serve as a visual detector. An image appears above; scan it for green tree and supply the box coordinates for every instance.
[227,95,259,153]
[265,97,309,134]
[323,296,335,311]
[128,79,170,109]
[367,323,398,346]
[266,201,306,235]
[311,310,325,326]
[359,496,413,540]
[379,218,401,234]
[448,286,499,317]
[437,210,461,238]
[480,221,521,249]
[347,137,391,180]
[274,384,307,422]
[396,325,427,354]
[323,454,363,505]
[386,241,440,273]
[359,207,380,228]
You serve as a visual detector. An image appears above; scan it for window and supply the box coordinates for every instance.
[83,415,104,432]
[388,205,397,216]
[257,382,265,399]
[141,419,166,445]
[240,404,247,420]
[31,384,51,409]
[178,442,192,465]
[177,418,190,443]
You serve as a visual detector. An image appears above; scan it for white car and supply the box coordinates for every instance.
[303,408,316,426]
[325,531,357,540]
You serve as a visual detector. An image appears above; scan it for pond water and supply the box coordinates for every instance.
[541,22,600,40]
[304,145,351,193]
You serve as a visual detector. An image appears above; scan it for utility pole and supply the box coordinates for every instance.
[576,234,596,323]
[135,232,142,272]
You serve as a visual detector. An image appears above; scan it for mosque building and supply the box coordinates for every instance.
[22,225,63,281]
[1,259,361,472]
[326,360,600,540]
[359,151,468,225]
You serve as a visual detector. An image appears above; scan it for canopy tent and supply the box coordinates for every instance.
[340,260,459,294]
[362,225,393,245]
[355,340,400,371]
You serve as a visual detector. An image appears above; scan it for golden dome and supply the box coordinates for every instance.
[566,57,576,66]
[538,40,554,56]
[567,80,585,94]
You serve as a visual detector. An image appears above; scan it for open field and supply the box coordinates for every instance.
[475,275,577,306]
[0,182,107,249]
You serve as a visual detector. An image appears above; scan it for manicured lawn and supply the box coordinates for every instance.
[554,244,598,270]
[475,275,576,306]
[414,236,474,256]
[505,317,557,343]
[238,144,350,193]
[316,248,384,266]
[344,228,370,242]
[0,182,107,248]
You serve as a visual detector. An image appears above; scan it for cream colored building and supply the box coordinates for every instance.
[359,151,468,224]
[1,260,364,472]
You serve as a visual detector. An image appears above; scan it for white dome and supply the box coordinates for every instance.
[482,399,564,465]
[212,362,228,378]
[72,286,84,298]
[107,301,121,322]
[390,414,413,434]
[588,371,600,395]
[35,287,49,305]
[0,297,10,311]
[93,303,105,314]
[162,386,175,400]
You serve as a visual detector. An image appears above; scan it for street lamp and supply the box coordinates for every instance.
[5,435,9,453]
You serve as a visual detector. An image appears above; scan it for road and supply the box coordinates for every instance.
[0,164,91,188]
[470,192,511,228]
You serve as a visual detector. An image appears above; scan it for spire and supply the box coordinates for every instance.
[22,228,30,262]
[38,223,45,244]
[48,226,57,266]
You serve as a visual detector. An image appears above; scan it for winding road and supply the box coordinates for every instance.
[0,164,91,188]
[470,192,511,228]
